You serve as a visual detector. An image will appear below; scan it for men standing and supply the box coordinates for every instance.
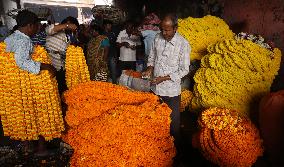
[142,13,190,162]
[4,10,57,156]
[116,21,141,75]
[45,16,78,94]
[139,13,161,69]
[5,10,55,76]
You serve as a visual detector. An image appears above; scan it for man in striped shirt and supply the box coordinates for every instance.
[45,16,78,94]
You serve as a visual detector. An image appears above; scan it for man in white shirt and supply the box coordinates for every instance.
[142,13,190,161]
[116,21,141,75]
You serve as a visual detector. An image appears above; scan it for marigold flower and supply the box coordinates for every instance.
[0,43,64,141]
[178,15,234,60]
[65,45,90,89]
[63,81,176,167]
[191,39,281,116]
[196,107,263,167]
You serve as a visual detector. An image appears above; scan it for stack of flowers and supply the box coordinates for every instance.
[191,39,281,116]
[65,45,90,89]
[180,89,193,112]
[178,15,234,60]
[195,107,263,167]
[63,81,175,167]
[0,43,65,141]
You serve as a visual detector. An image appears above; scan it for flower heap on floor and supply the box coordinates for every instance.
[65,45,90,89]
[180,89,193,112]
[191,39,281,116]
[196,107,263,167]
[63,81,176,167]
[0,42,64,141]
[178,15,234,60]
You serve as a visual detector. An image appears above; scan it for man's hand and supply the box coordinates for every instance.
[40,63,56,78]
[129,45,136,50]
[65,23,77,32]
[142,66,154,79]
[122,42,130,48]
[151,76,171,85]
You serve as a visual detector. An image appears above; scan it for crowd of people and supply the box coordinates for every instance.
[1,9,191,166]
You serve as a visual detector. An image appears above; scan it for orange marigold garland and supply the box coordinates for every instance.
[65,45,90,89]
[196,107,263,167]
[0,43,64,141]
[63,81,176,167]
[180,89,193,112]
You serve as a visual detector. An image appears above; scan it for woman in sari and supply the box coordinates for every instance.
[86,24,110,81]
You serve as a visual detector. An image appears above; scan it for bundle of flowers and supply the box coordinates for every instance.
[0,43,64,141]
[63,81,176,167]
[65,45,90,89]
[180,89,193,112]
[191,39,281,116]
[178,15,234,60]
[195,107,263,167]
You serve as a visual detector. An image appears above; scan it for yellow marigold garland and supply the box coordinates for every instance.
[178,15,234,60]
[197,107,263,167]
[180,89,193,112]
[0,43,65,141]
[191,39,281,116]
[65,45,90,89]
[63,81,176,167]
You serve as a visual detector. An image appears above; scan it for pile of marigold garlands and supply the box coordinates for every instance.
[65,45,90,89]
[0,42,64,141]
[193,107,263,167]
[191,39,281,116]
[63,81,175,167]
[178,15,234,60]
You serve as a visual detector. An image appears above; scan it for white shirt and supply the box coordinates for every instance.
[148,32,191,97]
[116,29,141,61]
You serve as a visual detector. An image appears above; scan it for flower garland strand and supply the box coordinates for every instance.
[0,43,64,141]
[191,39,281,116]
[196,107,263,167]
[180,89,193,112]
[63,81,176,167]
[178,15,234,60]
[65,45,90,89]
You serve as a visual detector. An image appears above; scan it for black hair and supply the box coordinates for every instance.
[103,19,113,25]
[162,13,178,27]
[90,23,103,35]
[125,20,134,27]
[61,16,79,28]
[16,10,39,28]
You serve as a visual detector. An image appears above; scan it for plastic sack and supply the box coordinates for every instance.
[118,70,133,87]
[131,78,151,92]
[259,90,284,165]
